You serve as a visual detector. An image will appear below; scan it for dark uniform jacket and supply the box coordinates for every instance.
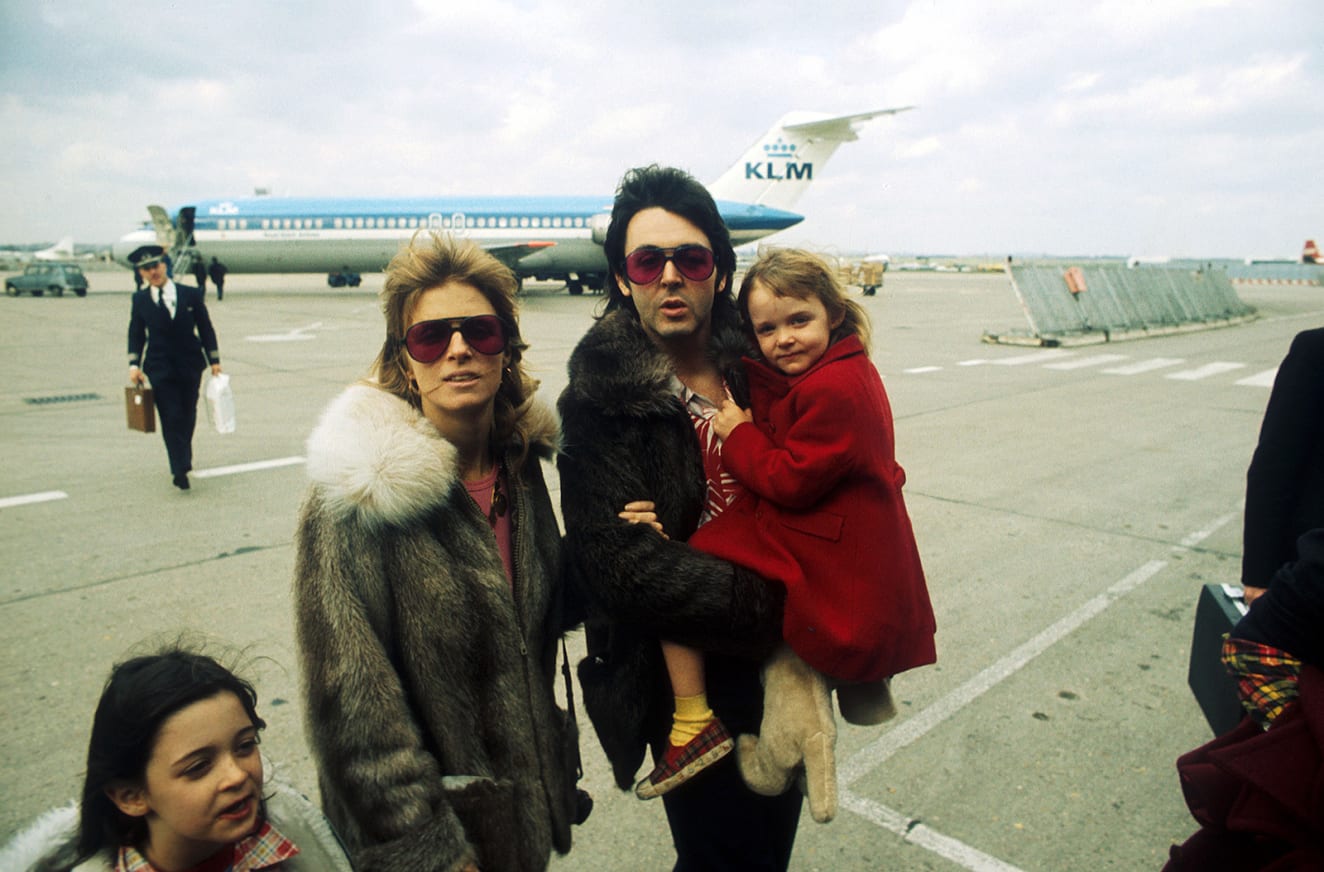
[126,281,219,380]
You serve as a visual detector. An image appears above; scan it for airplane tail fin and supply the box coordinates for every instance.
[707,107,912,211]
[1303,239,1320,264]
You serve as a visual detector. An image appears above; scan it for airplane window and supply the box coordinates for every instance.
[387,218,396,228]
[334,219,342,229]
[408,218,417,228]
[315,219,323,228]
[574,218,584,227]
[466,217,475,228]
[262,220,270,229]
[355,218,363,228]
[498,218,507,228]
[240,220,247,229]
[553,217,562,228]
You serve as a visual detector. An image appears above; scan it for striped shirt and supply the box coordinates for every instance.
[673,377,745,526]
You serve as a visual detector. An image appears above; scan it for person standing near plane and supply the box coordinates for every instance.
[557,165,802,870]
[293,234,582,871]
[191,257,208,295]
[209,256,228,300]
[126,244,221,490]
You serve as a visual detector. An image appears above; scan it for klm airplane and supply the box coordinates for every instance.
[112,108,910,294]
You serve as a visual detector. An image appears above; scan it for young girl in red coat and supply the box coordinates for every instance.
[632,248,936,822]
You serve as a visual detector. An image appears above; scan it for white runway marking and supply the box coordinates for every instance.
[842,791,1028,872]
[0,491,68,510]
[192,457,306,478]
[904,366,944,374]
[988,350,1077,366]
[246,321,323,342]
[1165,362,1246,381]
[840,509,1238,870]
[1235,368,1278,388]
[1043,353,1128,370]
[1101,357,1185,375]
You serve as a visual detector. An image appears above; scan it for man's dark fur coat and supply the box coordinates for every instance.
[557,307,786,790]
[294,384,576,872]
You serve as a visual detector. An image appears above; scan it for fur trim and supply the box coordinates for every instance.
[0,803,87,872]
[304,383,559,527]
[562,311,677,419]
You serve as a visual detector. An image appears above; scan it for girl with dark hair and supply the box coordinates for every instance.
[2,647,351,872]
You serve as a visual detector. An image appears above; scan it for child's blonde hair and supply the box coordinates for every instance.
[736,248,872,352]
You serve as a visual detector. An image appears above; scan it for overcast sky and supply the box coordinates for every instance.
[1,0,1319,258]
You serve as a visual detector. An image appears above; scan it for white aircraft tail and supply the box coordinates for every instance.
[707,107,912,210]
[34,236,75,260]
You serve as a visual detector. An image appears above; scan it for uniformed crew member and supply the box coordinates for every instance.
[127,245,222,490]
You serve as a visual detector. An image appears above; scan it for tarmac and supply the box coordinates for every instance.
[2,265,1320,870]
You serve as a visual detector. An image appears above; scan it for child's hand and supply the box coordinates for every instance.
[712,398,753,441]
[619,500,669,539]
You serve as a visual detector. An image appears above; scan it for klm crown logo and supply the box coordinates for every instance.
[745,138,812,181]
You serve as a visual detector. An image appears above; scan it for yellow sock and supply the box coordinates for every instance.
[670,693,714,746]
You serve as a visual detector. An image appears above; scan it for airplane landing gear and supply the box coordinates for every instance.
[328,270,362,288]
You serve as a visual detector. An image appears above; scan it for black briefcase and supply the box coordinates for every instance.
[1186,583,1249,735]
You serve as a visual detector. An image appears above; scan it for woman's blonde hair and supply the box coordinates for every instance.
[736,248,872,352]
[371,232,539,465]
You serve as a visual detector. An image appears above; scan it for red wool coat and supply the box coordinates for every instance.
[688,335,936,683]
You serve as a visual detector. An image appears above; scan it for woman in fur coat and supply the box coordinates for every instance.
[293,235,580,872]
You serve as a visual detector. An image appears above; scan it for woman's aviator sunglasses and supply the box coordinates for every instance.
[623,244,716,285]
[404,315,508,362]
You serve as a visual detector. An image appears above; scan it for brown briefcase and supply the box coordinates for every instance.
[125,385,156,433]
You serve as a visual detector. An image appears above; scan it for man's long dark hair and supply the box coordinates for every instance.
[601,165,738,324]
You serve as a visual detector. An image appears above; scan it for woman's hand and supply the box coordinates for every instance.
[620,500,668,539]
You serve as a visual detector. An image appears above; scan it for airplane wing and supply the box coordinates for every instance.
[483,240,556,271]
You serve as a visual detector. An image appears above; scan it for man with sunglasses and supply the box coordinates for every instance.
[558,166,802,870]
[126,244,222,490]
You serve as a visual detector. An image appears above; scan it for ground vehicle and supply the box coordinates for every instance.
[5,264,89,297]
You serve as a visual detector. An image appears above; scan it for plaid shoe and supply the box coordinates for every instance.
[635,719,734,800]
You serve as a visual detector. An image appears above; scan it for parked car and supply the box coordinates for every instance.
[5,263,89,297]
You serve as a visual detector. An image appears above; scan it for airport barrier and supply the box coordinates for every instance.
[986,264,1257,346]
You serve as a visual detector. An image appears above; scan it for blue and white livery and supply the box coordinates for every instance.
[113,108,910,294]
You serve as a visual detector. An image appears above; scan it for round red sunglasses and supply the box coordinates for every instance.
[623,245,716,285]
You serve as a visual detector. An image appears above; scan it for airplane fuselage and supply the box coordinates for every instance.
[112,195,803,282]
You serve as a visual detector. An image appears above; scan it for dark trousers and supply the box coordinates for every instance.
[662,754,802,871]
[658,653,803,871]
[152,372,201,476]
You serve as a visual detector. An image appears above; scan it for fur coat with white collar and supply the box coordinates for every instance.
[294,383,576,872]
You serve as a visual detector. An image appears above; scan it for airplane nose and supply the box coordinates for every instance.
[112,230,156,268]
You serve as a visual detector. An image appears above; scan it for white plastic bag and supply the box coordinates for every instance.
[205,373,236,434]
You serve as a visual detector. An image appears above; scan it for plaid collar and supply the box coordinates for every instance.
[117,820,300,871]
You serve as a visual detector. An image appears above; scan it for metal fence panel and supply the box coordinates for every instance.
[1004,264,1255,341]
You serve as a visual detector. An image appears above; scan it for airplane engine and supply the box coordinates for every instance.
[590,213,610,245]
